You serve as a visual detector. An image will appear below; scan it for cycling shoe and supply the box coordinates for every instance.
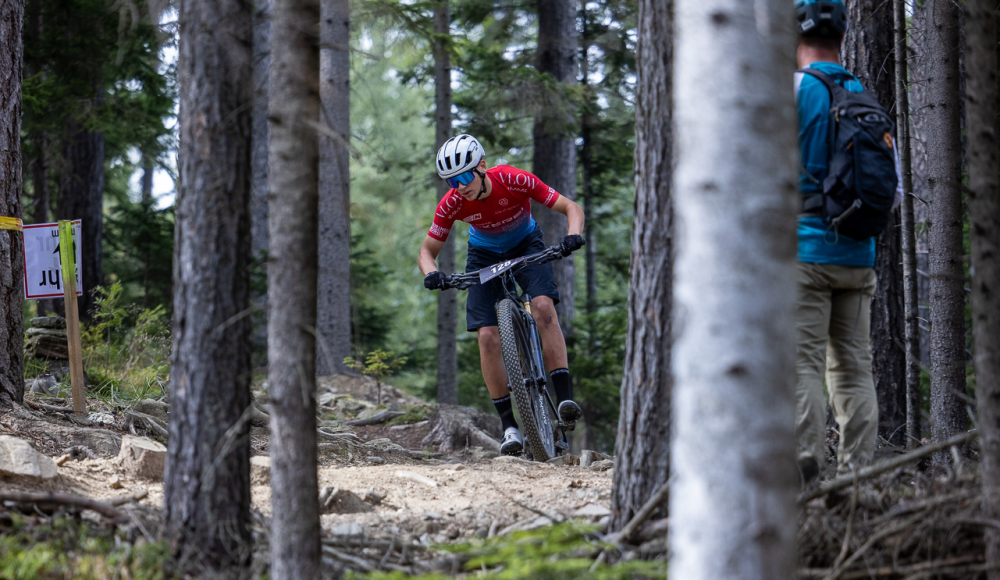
[558,400,582,424]
[500,427,523,456]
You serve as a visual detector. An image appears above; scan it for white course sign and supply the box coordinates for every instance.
[22,221,83,300]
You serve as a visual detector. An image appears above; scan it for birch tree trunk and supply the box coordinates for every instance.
[57,118,104,320]
[434,0,457,405]
[317,0,351,376]
[531,0,577,334]
[964,0,1000,571]
[842,0,907,447]
[670,0,799,577]
[163,0,253,568]
[894,0,921,448]
[0,0,24,409]
[921,0,967,453]
[268,0,321,573]
[610,0,671,533]
[251,0,270,365]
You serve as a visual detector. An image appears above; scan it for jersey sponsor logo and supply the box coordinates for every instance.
[429,223,450,238]
[498,198,509,206]
[462,213,482,223]
[498,171,536,190]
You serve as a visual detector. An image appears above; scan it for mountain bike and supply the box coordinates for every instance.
[430,244,572,462]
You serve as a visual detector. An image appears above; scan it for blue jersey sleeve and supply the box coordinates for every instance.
[797,75,831,194]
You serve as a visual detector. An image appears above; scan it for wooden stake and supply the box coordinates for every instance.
[58,221,86,416]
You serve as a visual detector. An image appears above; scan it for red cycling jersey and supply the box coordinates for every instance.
[428,165,560,252]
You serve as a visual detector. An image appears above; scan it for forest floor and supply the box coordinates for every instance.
[0,375,620,577]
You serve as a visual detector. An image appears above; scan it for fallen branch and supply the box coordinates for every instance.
[23,398,73,414]
[126,411,168,438]
[0,490,126,520]
[799,430,976,503]
[615,480,670,545]
[346,410,405,426]
[107,489,148,506]
[800,555,985,579]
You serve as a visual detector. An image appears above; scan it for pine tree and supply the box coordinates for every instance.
[669,0,799,576]
[317,0,352,376]
[267,0,322,572]
[163,0,254,567]
[532,0,578,333]
[251,0,271,365]
[0,0,24,409]
[610,0,671,533]
[841,0,907,447]
[964,0,1000,570]
[433,0,458,405]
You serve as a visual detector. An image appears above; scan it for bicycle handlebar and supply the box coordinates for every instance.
[434,244,569,291]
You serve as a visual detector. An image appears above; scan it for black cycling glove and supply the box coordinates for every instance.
[560,234,586,256]
[424,271,447,290]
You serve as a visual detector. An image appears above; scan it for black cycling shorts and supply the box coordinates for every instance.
[465,227,560,332]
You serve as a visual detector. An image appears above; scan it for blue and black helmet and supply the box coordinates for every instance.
[795,0,848,37]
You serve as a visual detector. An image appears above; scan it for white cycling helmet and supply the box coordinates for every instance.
[436,134,485,179]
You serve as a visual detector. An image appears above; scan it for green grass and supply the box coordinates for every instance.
[0,514,170,580]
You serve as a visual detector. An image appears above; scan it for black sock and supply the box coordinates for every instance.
[492,395,518,431]
[550,368,572,403]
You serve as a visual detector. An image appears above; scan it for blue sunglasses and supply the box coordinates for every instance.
[446,170,477,189]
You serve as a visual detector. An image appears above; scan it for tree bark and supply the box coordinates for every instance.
[580,4,597,324]
[894,0,921,448]
[268,0,322,573]
[964,0,1000,572]
[57,118,104,320]
[921,0,967,454]
[609,0,671,534]
[434,0,457,405]
[531,0,577,335]
[670,0,799,576]
[251,0,271,366]
[317,0,351,376]
[163,0,254,569]
[841,0,907,447]
[0,0,24,409]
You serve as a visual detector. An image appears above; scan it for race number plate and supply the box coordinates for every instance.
[479,256,525,283]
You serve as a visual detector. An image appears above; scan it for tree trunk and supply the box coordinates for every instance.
[268,0,322,573]
[964,0,1000,572]
[609,0,671,534]
[909,4,933,373]
[163,0,253,569]
[580,4,596,324]
[894,0,921,448]
[670,0,799,576]
[531,0,577,335]
[251,0,271,366]
[317,0,351,376]
[921,0,967,454]
[842,0,907,447]
[434,0,457,405]
[57,118,104,320]
[0,0,24,409]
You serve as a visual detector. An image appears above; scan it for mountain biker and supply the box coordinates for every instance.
[794,0,903,479]
[418,134,586,456]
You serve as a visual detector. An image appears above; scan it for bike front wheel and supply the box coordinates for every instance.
[496,298,556,461]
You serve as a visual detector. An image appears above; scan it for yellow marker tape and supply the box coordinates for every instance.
[0,217,22,231]
[58,221,77,292]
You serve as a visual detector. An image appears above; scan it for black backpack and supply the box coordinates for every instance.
[798,67,898,241]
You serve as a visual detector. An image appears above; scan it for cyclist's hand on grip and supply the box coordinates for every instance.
[559,234,586,256]
[424,271,447,290]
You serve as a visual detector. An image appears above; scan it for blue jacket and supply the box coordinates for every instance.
[795,62,876,267]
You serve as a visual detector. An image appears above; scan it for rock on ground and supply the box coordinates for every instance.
[316,374,425,408]
[132,399,169,423]
[319,487,375,514]
[250,456,270,486]
[117,435,167,481]
[0,435,58,479]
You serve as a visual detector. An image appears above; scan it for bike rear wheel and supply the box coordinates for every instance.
[496,298,555,461]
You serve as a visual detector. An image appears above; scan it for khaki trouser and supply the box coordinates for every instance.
[796,262,879,474]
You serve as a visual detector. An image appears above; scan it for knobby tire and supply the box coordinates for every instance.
[496,298,555,461]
